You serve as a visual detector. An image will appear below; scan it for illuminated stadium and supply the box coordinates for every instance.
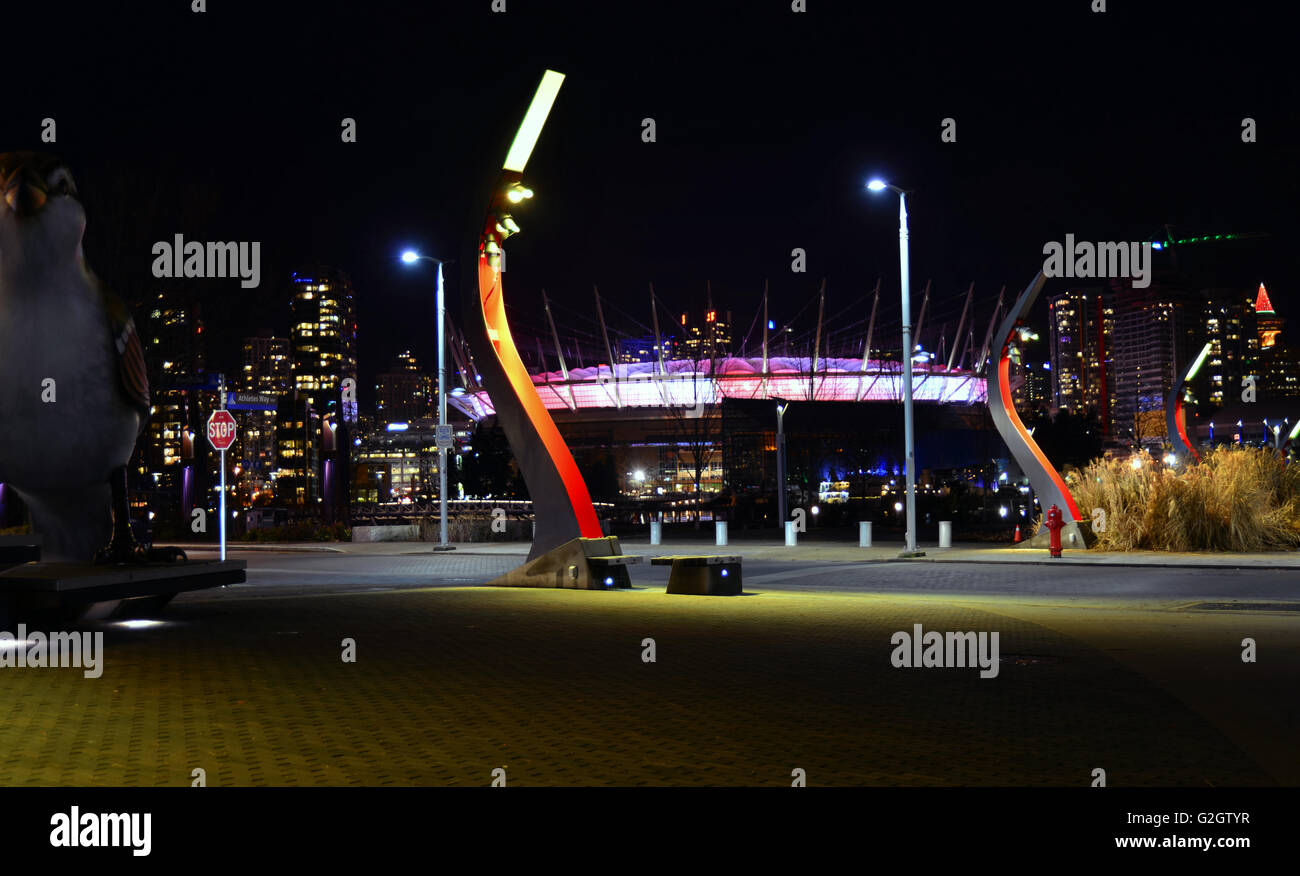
[449,355,986,419]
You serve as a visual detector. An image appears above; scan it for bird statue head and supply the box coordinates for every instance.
[0,151,87,276]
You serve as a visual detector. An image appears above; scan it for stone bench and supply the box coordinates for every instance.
[651,555,742,596]
[587,554,643,588]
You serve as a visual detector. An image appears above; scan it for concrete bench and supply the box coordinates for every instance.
[0,559,246,625]
[651,555,742,595]
[587,554,643,588]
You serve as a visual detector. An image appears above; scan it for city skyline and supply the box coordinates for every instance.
[2,3,1292,401]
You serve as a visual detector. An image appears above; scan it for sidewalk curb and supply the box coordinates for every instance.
[175,544,347,553]
[887,556,1300,571]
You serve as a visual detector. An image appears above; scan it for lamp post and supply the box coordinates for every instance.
[775,401,789,527]
[867,178,919,555]
[401,250,455,551]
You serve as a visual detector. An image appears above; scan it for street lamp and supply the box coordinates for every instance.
[400,250,455,551]
[867,178,920,555]
[775,400,790,527]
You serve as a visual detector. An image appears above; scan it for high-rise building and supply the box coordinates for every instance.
[273,391,321,508]
[1254,283,1299,399]
[1047,288,1114,426]
[241,335,291,394]
[375,351,435,426]
[290,267,358,424]
[1108,277,1200,447]
[677,309,732,360]
[1199,289,1258,408]
[136,291,210,530]
[238,334,292,497]
[1255,283,1283,349]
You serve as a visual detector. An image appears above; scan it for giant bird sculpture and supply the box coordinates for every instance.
[0,151,152,563]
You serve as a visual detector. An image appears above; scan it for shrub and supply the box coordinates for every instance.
[1065,447,1300,552]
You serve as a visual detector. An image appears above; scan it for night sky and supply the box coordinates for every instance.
[4,1,1294,400]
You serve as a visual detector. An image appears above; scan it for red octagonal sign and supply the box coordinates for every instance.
[207,409,238,451]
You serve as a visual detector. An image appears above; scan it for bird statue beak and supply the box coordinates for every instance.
[3,173,48,216]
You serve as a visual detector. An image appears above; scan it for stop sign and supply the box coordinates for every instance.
[207,409,238,451]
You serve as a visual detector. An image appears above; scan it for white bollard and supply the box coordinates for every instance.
[716,520,728,546]
[785,520,797,547]
[859,521,873,548]
[939,520,952,548]
[650,520,662,546]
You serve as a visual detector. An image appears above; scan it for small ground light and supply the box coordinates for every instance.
[604,577,613,586]
[721,569,729,577]
[810,505,819,515]
[1164,453,1177,466]
[1131,457,1143,470]
[894,502,903,512]
[998,506,1008,518]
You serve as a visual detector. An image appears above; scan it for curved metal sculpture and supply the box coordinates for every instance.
[987,272,1084,539]
[1166,342,1211,463]
[460,71,604,562]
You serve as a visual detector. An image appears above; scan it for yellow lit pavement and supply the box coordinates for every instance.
[0,577,1291,786]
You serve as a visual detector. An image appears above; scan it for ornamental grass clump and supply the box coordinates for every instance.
[1064,446,1300,552]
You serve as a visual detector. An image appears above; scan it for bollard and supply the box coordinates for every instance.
[650,520,662,546]
[938,520,952,548]
[859,521,873,548]
[785,520,797,547]
[716,520,728,546]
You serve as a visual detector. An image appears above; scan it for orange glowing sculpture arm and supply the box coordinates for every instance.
[476,241,601,538]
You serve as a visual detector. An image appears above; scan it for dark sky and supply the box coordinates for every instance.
[5,1,1295,397]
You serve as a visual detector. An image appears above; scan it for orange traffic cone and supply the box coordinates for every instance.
[1013,524,1022,543]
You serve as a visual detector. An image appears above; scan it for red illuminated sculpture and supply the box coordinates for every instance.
[460,71,635,588]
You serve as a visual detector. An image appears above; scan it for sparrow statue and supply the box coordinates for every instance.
[0,151,152,563]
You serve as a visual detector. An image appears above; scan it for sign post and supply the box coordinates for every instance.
[207,406,237,561]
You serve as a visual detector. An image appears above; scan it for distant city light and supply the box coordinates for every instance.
[998,506,1008,518]
[387,423,409,431]
[894,502,903,512]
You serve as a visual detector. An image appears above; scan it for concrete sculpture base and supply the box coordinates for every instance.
[485,537,641,589]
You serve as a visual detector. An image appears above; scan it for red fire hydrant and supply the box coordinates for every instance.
[1046,504,1065,558]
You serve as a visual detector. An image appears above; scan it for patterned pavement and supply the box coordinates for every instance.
[1,552,1292,786]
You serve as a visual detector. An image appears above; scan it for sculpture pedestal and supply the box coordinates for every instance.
[486,537,642,589]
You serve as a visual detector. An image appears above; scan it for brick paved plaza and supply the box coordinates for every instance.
[1,545,1294,787]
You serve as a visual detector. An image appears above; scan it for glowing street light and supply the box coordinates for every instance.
[866,177,919,555]
[400,249,454,551]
